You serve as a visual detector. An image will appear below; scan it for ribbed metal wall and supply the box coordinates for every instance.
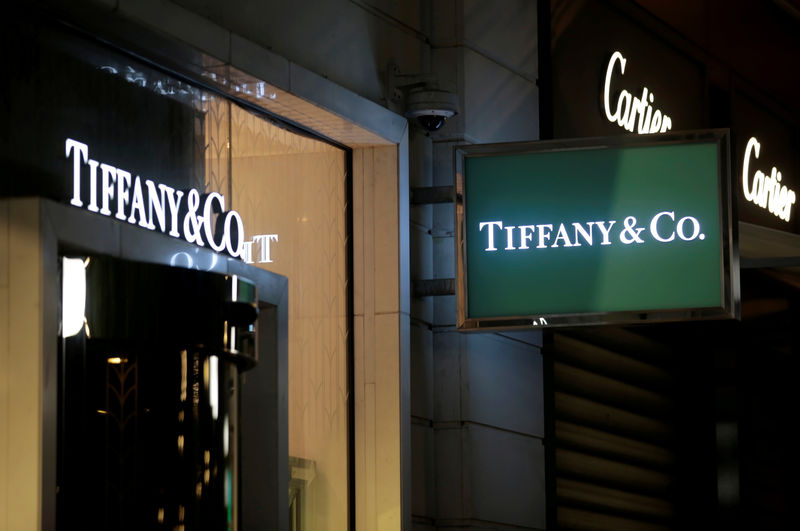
[548,331,679,531]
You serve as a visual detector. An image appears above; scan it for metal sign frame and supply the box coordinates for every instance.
[455,129,739,330]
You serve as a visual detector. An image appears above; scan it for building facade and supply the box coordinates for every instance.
[1,1,799,530]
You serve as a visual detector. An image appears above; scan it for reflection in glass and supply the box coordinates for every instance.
[222,105,349,531]
[59,344,239,530]
[61,257,87,338]
[201,97,349,530]
[12,15,352,529]
[58,257,256,531]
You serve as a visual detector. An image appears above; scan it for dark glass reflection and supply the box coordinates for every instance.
[1,14,206,204]
[59,343,238,530]
[57,256,257,531]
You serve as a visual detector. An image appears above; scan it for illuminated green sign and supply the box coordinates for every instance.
[456,131,738,329]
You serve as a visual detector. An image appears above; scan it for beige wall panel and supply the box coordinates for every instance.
[358,148,376,320]
[353,314,366,531]
[353,145,404,531]
[353,149,366,317]
[3,200,42,531]
[221,106,350,530]
[372,146,400,315]
[0,201,8,531]
[374,312,402,530]
[364,382,377,528]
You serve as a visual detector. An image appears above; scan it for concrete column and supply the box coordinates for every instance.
[410,1,546,529]
[0,200,44,531]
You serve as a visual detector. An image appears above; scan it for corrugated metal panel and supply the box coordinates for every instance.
[550,332,678,530]
[557,478,673,518]
[557,449,672,493]
[555,393,672,442]
[558,507,671,531]
[553,363,673,415]
[555,421,674,468]
[551,335,673,390]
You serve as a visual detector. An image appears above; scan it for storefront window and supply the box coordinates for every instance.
[204,101,350,530]
[4,16,350,531]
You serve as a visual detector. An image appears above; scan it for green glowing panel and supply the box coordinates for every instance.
[457,132,736,329]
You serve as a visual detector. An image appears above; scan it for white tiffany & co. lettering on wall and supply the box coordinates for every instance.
[65,138,278,262]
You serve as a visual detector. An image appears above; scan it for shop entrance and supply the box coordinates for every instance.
[57,255,259,531]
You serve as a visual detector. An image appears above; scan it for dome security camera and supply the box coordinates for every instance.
[404,88,458,132]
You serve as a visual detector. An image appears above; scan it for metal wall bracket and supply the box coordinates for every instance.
[412,278,455,297]
[410,186,455,205]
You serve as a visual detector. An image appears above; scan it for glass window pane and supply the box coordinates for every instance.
[208,104,349,531]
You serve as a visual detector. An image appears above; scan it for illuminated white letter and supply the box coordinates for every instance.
[617,90,632,128]
[603,51,626,123]
[162,185,184,238]
[775,182,788,217]
[754,170,767,208]
[766,168,779,213]
[649,110,662,134]
[676,216,701,241]
[626,92,645,132]
[504,226,517,250]
[253,234,279,263]
[785,191,796,221]
[636,88,650,134]
[145,180,166,231]
[572,222,593,246]
[99,163,117,216]
[115,169,131,221]
[479,221,503,251]
[65,139,88,208]
[642,91,654,134]
[518,225,536,250]
[742,137,760,202]
[224,211,246,257]
[650,211,675,242]
[552,223,574,248]
[203,192,226,252]
[536,224,553,249]
[241,240,254,264]
[128,176,150,229]
[87,160,100,212]
[594,221,616,245]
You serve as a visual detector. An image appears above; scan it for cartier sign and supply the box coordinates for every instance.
[603,51,673,135]
[741,136,795,222]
